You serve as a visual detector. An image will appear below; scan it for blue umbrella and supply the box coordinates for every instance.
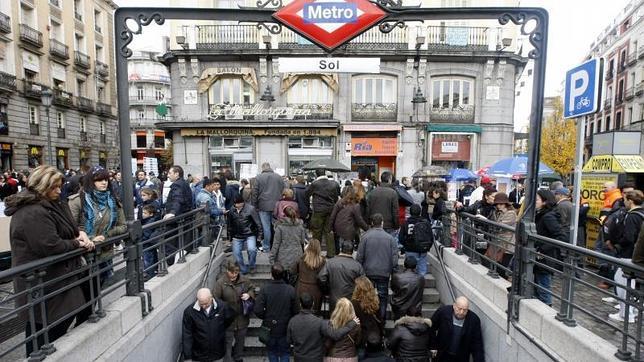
[487,156,555,178]
[447,168,478,181]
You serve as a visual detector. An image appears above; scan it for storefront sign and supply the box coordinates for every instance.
[583,155,644,173]
[181,128,336,137]
[441,142,458,153]
[613,155,644,173]
[583,155,613,173]
[351,137,397,156]
[580,173,619,218]
[208,104,312,119]
[279,58,380,73]
[432,135,471,161]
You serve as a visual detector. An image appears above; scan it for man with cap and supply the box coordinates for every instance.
[469,176,493,204]
[553,187,573,242]
[390,255,425,321]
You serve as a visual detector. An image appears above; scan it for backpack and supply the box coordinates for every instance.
[411,219,434,252]
[603,207,627,243]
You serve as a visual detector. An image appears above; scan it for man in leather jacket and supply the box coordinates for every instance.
[228,195,263,274]
[318,240,364,310]
[390,256,425,321]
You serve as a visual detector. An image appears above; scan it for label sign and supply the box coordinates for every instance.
[279,57,380,73]
[351,137,397,156]
[303,3,357,23]
[441,142,458,153]
[564,58,602,118]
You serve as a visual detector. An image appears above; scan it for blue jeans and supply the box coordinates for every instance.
[369,276,389,322]
[258,211,272,250]
[142,247,158,279]
[534,272,552,306]
[232,236,257,274]
[406,252,428,276]
[267,335,289,362]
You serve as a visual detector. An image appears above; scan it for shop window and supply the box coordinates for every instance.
[209,136,253,149]
[28,146,43,168]
[431,77,474,109]
[136,133,147,148]
[80,149,90,168]
[1,143,13,171]
[56,148,68,170]
[288,137,333,149]
[352,75,396,104]
[0,104,8,136]
[99,152,107,168]
[208,77,254,106]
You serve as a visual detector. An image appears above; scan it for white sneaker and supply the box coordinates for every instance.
[609,312,635,323]
[602,297,617,303]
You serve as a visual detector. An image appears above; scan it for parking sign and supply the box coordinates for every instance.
[563,58,603,119]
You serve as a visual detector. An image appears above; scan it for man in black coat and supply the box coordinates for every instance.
[390,256,425,321]
[254,263,299,361]
[182,288,236,362]
[163,165,194,265]
[366,171,399,236]
[306,169,341,257]
[430,296,484,362]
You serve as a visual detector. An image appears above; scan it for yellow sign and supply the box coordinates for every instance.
[613,155,644,173]
[57,149,65,157]
[580,173,619,218]
[583,155,614,172]
[583,155,644,173]
[181,128,337,137]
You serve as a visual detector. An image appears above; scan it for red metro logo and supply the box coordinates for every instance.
[273,0,388,51]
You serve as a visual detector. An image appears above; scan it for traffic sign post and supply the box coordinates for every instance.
[563,58,603,119]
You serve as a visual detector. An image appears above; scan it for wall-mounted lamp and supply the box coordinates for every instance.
[415,35,426,50]
[175,35,188,50]
[411,87,427,104]
[496,37,513,51]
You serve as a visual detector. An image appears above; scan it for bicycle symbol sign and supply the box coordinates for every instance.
[564,58,602,119]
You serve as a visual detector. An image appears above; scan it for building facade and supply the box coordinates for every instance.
[583,0,644,160]
[159,0,526,179]
[128,50,171,169]
[0,0,119,172]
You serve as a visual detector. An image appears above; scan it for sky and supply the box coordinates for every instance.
[114,0,631,96]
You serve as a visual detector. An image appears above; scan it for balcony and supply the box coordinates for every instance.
[96,60,109,77]
[351,103,397,122]
[196,25,259,50]
[96,102,112,116]
[57,128,65,139]
[77,96,94,112]
[615,94,623,106]
[604,99,612,110]
[95,24,102,33]
[52,89,73,108]
[74,12,83,22]
[129,96,171,105]
[626,52,637,66]
[617,62,626,74]
[19,24,43,48]
[430,105,476,123]
[426,25,489,51]
[49,0,60,7]
[74,51,91,69]
[80,131,88,142]
[100,134,106,143]
[23,80,45,99]
[30,123,39,136]
[0,71,17,92]
[639,46,644,59]
[636,81,644,96]
[624,86,634,101]
[605,70,614,81]
[0,12,11,34]
[287,103,333,120]
[49,39,69,60]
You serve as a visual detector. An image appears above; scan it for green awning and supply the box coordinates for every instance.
[426,124,482,133]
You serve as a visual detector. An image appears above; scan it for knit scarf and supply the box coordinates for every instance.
[84,190,117,237]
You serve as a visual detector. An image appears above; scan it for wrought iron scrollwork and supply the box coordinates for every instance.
[378,21,405,34]
[498,12,544,59]
[256,22,283,35]
[256,0,283,8]
[118,12,165,58]
[372,0,403,9]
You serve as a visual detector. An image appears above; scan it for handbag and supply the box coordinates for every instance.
[258,319,274,345]
[240,283,255,316]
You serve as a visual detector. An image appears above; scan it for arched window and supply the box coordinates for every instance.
[352,74,397,104]
[208,76,254,106]
[286,77,333,104]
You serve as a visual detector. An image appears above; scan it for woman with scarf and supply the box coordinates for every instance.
[69,166,126,285]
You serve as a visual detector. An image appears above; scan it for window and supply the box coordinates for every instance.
[74,33,85,52]
[288,137,333,149]
[25,69,37,82]
[209,137,253,149]
[20,4,36,28]
[95,45,103,62]
[53,79,65,91]
[628,107,633,124]
[56,112,65,129]
[597,118,602,132]
[138,110,145,120]
[74,0,83,21]
[76,79,85,97]
[137,86,144,100]
[615,112,622,130]
[589,121,594,135]
[606,116,611,131]
[154,87,164,101]
[100,121,105,134]
[208,77,254,105]
[94,9,102,33]
[286,77,333,104]
[50,19,63,41]
[80,116,86,132]
[29,106,39,124]
[136,133,147,148]
[431,77,474,108]
[352,75,396,104]
[96,84,105,102]
[527,69,533,76]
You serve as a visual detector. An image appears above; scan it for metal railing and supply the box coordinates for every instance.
[49,39,69,60]
[74,51,91,69]
[0,71,17,91]
[441,211,644,360]
[23,81,45,99]
[96,61,109,77]
[426,25,490,50]
[196,24,259,49]
[96,102,112,117]
[52,89,73,108]
[0,207,215,360]
[19,24,43,48]
[351,103,397,121]
[77,97,94,113]
[0,11,11,34]
[624,86,634,100]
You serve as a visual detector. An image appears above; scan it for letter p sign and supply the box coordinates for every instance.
[563,58,602,119]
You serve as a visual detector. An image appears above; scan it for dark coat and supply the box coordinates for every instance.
[399,216,433,253]
[306,177,341,214]
[212,274,256,330]
[328,201,369,242]
[228,203,262,239]
[5,191,85,324]
[535,207,566,274]
[270,218,306,270]
[287,310,357,362]
[292,183,310,219]
[252,169,285,212]
[367,184,400,229]
[431,197,447,222]
[632,223,644,265]
[182,298,236,361]
[326,322,361,358]
[615,207,644,258]
[430,305,484,362]
[352,300,383,349]
[165,178,193,216]
[318,254,365,305]
[357,227,398,279]
[293,257,325,313]
[388,316,433,361]
[254,279,298,337]
[390,270,425,319]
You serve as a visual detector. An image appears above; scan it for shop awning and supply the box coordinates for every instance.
[426,124,482,133]
[197,67,259,93]
[583,155,644,173]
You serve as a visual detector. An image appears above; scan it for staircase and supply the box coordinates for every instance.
[225,252,441,360]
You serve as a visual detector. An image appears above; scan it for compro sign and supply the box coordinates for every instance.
[563,58,602,119]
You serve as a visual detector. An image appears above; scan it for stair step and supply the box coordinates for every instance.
[249,273,436,289]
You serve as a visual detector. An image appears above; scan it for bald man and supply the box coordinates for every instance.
[429,296,484,362]
[182,288,236,362]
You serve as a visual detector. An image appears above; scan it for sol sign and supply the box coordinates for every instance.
[273,0,387,51]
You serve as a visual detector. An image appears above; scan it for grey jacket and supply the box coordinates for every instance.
[555,199,573,232]
[287,310,357,362]
[318,254,364,305]
[357,227,398,279]
[270,218,306,270]
[252,169,285,212]
[367,184,400,229]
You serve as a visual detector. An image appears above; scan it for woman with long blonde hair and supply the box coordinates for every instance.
[292,238,326,313]
[326,298,361,361]
[351,276,383,355]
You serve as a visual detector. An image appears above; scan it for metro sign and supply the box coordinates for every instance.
[273,0,388,51]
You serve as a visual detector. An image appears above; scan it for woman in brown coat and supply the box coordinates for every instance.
[328,186,369,250]
[483,192,517,271]
[325,297,361,361]
[351,276,383,357]
[292,238,326,314]
[5,165,95,356]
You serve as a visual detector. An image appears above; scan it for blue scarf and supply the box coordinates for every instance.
[84,190,118,237]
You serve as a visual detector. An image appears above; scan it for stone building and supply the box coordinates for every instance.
[159,0,526,179]
[0,0,119,172]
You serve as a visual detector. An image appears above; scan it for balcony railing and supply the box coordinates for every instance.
[77,96,94,112]
[96,102,112,116]
[287,103,333,120]
[95,24,101,33]
[29,123,39,136]
[626,52,637,66]
[23,80,45,99]
[0,11,11,34]
[49,0,60,7]
[74,51,91,69]
[53,89,74,107]
[19,24,43,48]
[80,131,88,142]
[624,86,634,100]
[430,104,476,123]
[636,81,644,96]
[615,94,623,106]
[0,71,17,91]
[49,38,69,60]
[57,128,65,139]
[605,70,614,81]
[100,134,107,143]
[129,96,171,104]
[617,62,626,74]
[639,46,644,59]
[196,25,259,49]
[347,26,408,49]
[96,60,109,77]
[74,12,83,22]
[426,25,490,50]
[351,103,397,121]
[604,99,612,110]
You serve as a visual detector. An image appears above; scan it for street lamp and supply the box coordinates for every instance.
[40,88,54,166]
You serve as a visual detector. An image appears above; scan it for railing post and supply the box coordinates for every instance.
[202,205,211,247]
[517,220,536,299]
[178,223,187,264]
[634,277,643,361]
[454,215,464,255]
[25,272,46,362]
[615,272,635,361]
[156,224,169,277]
[126,220,143,296]
[555,249,576,327]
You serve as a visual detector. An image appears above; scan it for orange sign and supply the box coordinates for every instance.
[351,137,397,156]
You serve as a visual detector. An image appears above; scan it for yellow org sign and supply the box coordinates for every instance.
[580,173,619,218]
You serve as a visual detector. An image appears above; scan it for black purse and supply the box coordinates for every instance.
[258,319,274,345]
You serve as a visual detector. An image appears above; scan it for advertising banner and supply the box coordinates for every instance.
[580,173,619,218]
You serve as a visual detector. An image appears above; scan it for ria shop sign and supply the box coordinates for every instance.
[273,0,388,51]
